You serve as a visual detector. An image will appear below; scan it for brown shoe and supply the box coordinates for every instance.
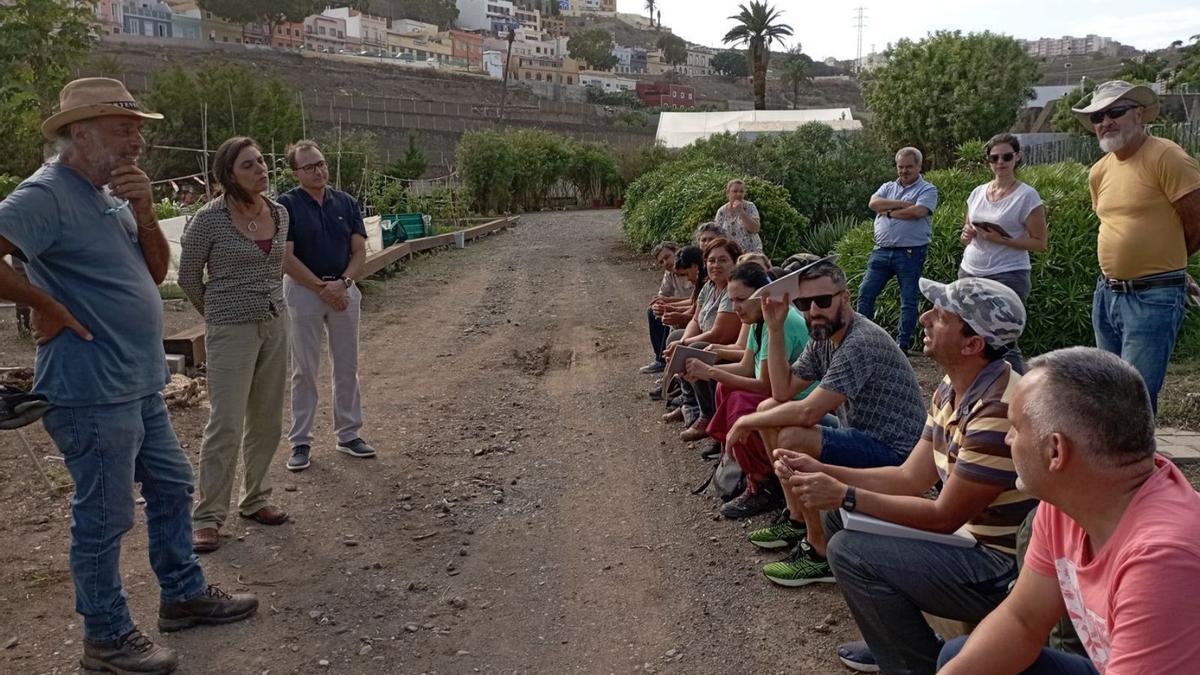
[81,627,178,674]
[662,408,684,422]
[680,418,710,442]
[192,527,220,553]
[158,584,258,633]
[240,505,289,526]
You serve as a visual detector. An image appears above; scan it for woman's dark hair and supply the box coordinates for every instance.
[212,136,262,206]
[675,245,706,305]
[729,262,771,290]
[702,237,743,267]
[986,133,1022,169]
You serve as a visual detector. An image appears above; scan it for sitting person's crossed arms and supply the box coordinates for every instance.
[724,259,926,587]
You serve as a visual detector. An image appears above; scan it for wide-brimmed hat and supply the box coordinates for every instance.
[1070,79,1158,131]
[41,78,163,141]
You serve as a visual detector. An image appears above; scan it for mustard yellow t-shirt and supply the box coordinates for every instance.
[1090,136,1200,279]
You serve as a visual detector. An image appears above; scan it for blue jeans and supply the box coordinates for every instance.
[647,307,669,364]
[42,394,207,643]
[819,424,906,468]
[1092,274,1187,412]
[938,636,1098,674]
[823,510,1018,675]
[858,245,929,349]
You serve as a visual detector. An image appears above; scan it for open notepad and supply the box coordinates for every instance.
[839,509,977,548]
[661,345,719,398]
[749,254,839,302]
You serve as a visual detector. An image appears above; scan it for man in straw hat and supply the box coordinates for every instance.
[1071,80,1200,411]
[0,78,256,674]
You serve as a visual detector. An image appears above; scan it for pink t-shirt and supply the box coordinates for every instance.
[1026,455,1200,674]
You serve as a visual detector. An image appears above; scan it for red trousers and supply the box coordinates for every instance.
[706,383,773,493]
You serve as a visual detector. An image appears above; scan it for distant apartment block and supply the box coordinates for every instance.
[613,46,648,74]
[304,14,347,51]
[636,81,695,108]
[1021,35,1121,58]
[323,7,388,51]
[509,55,580,86]
[121,1,173,38]
[566,0,616,12]
[455,0,519,33]
[580,72,637,93]
[450,30,485,70]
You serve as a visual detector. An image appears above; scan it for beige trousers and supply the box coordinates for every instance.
[192,314,288,530]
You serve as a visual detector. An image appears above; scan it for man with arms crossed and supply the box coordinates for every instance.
[278,140,375,471]
[938,347,1200,674]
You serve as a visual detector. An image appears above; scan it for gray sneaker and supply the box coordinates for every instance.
[337,437,377,458]
[81,628,178,674]
[287,445,311,472]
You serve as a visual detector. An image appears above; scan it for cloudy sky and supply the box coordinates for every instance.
[616,0,1200,61]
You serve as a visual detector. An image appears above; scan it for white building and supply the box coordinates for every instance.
[1020,35,1120,58]
[656,109,862,149]
[322,7,388,50]
[579,72,637,93]
[391,19,438,36]
[483,49,506,79]
[454,0,517,33]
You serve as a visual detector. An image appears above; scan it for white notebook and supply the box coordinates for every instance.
[840,509,977,548]
[661,345,719,398]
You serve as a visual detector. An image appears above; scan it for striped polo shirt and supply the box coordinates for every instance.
[922,359,1038,555]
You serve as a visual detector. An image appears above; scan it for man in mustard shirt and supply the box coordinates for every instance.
[1072,81,1200,410]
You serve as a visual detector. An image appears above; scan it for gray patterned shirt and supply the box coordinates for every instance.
[791,312,926,455]
[178,195,289,325]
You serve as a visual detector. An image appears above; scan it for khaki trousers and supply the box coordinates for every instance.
[193,314,288,530]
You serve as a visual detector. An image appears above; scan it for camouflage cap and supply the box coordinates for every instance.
[919,277,1026,348]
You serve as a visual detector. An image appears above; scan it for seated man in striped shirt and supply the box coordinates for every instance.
[775,277,1038,674]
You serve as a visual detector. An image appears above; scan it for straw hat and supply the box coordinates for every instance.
[41,78,163,141]
[1070,79,1159,131]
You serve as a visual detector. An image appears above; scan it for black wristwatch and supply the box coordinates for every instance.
[885,209,893,218]
[842,486,857,512]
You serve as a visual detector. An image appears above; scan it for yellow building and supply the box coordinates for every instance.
[509,55,581,86]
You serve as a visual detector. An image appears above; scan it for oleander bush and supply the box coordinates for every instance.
[834,161,1200,359]
[622,160,808,262]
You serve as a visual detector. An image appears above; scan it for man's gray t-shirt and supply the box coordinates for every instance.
[0,162,168,406]
[791,312,926,455]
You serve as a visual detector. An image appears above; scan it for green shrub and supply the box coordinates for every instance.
[798,215,861,256]
[457,130,516,214]
[153,198,183,220]
[834,161,1200,360]
[509,130,572,211]
[622,160,808,262]
[0,174,20,199]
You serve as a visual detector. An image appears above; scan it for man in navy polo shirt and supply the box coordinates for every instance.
[857,146,939,353]
[278,140,374,471]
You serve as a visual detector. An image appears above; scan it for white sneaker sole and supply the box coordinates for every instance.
[838,656,880,672]
[762,572,836,587]
[749,539,793,550]
[286,459,310,472]
[336,446,376,458]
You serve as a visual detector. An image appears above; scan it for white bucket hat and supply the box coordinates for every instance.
[1070,79,1158,132]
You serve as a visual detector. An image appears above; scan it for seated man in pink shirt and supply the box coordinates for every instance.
[938,346,1200,675]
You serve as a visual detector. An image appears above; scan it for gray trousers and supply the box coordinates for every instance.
[823,510,1018,675]
[284,278,364,447]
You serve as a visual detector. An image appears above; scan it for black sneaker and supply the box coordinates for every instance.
[81,628,178,674]
[337,437,377,458]
[837,640,881,673]
[286,445,311,472]
[0,385,50,430]
[699,439,722,460]
[719,480,784,519]
[158,585,258,633]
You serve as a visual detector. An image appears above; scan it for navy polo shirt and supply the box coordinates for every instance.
[277,187,366,279]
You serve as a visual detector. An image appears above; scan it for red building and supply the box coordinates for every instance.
[635,82,696,108]
[449,30,485,71]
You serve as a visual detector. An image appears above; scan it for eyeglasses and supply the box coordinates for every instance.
[104,199,130,216]
[986,152,1016,164]
[297,160,327,174]
[795,294,836,311]
[1089,105,1141,125]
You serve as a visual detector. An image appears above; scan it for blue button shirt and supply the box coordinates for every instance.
[871,176,939,248]
[0,163,169,406]
[277,187,366,279]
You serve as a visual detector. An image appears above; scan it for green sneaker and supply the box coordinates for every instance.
[762,541,835,587]
[748,510,807,549]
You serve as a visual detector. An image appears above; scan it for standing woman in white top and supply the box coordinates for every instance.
[714,179,763,253]
[959,133,1048,302]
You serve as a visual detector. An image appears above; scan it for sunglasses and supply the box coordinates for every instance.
[986,152,1015,163]
[795,294,837,311]
[1089,105,1140,125]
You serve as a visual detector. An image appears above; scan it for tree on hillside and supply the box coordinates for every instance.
[863,31,1039,167]
[779,45,812,109]
[383,135,428,181]
[1169,35,1200,90]
[1050,77,1095,134]
[657,33,688,70]
[200,0,321,42]
[363,0,458,27]
[1115,53,1168,83]
[645,0,657,28]
[722,1,793,110]
[568,28,618,71]
[0,0,98,177]
[711,50,749,78]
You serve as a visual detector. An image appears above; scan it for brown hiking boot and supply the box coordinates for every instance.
[192,527,219,553]
[81,628,178,674]
[158,584,258,633]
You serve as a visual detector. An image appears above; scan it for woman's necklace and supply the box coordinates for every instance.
[988,178,1017,201]
[236,199,265,233]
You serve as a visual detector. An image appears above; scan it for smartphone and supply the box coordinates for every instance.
[971,221,1012,239]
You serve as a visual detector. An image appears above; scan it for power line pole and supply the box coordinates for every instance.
[853,6,867,75]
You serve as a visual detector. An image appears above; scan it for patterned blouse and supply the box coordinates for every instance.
[714,201,763,253]
[178,195,290,326]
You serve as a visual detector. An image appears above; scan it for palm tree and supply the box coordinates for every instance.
[645,0,657,28]
[722,1,794,110]
[779,45,812,109]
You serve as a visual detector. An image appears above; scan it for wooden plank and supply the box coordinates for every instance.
[362,241,412,277]
[360,216,518,275]
[163,324,206,366]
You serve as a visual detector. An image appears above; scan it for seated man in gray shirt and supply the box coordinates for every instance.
[726,260,926,587]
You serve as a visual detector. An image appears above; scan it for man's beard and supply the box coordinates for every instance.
[807,315,845,341]
[83,142,135,183]
[1099,126,1137,153]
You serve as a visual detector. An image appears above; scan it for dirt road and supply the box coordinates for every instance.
[0,210,856,674]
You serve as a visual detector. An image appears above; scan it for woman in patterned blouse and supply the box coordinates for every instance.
[713,179,763,253]
[179,136,291,553]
